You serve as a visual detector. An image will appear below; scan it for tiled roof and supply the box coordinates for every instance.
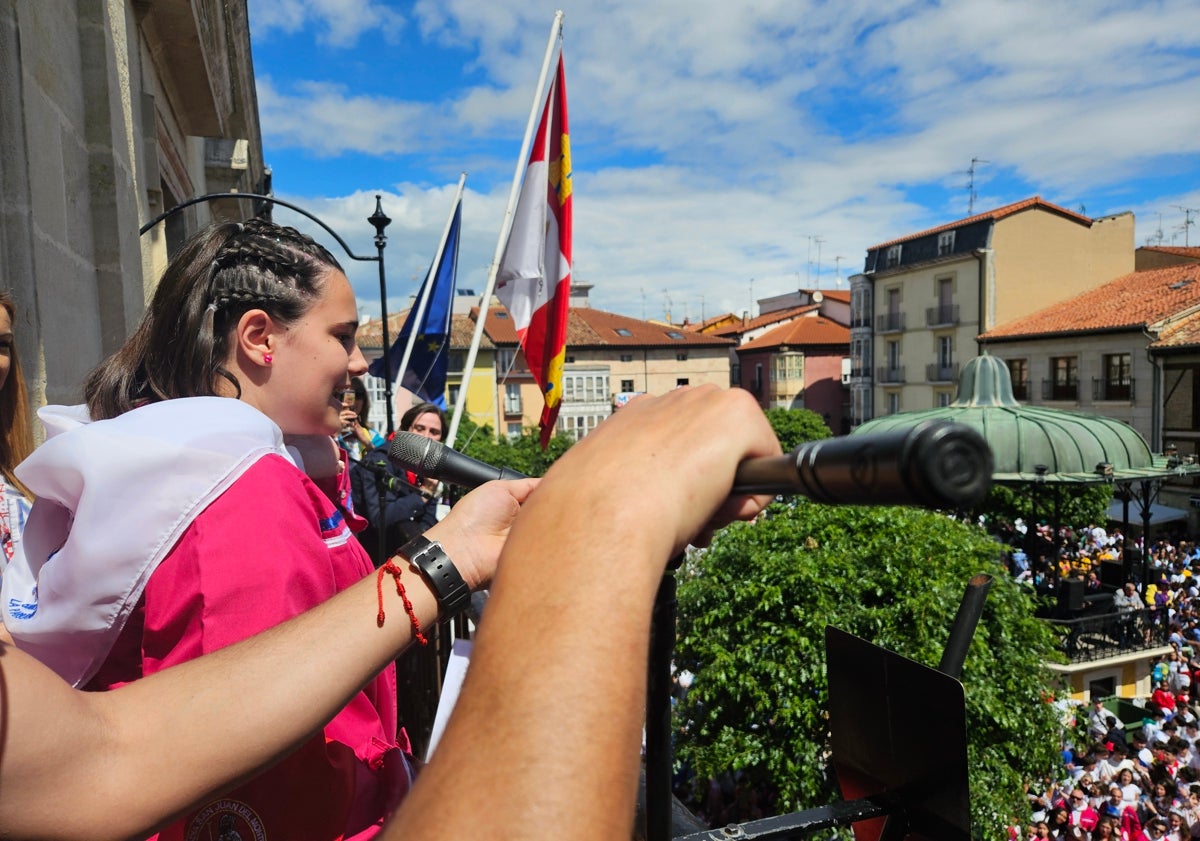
[868,196,1093,251]
[471,306,735,348]
[356,312,494,353]
[979,264,1200,340]
[1141,246,1200,260]
[1150,309,1200,350]
[708,304,819,338]
[737,316,850,351]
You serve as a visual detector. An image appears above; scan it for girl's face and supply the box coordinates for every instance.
[0,305,12,392]
[253,270,367,435]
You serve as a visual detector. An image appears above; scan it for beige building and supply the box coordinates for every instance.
[849,197,1134,424]
[2,0,264,417]
[477,302,734,440]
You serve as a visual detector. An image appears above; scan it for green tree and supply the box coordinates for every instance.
[674,501,1065,837]
[978,483,1113,537]
[452,415,573,479]
[765,407,832,452]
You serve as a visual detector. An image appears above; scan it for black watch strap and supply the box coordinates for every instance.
[400,535,470,618]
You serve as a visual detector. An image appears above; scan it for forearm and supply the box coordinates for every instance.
[1,519,492,841]
[392,483,667,840]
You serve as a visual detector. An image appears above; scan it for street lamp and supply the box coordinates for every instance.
[368,195,395,434]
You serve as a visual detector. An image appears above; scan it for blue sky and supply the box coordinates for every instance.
[248,0,1200,325]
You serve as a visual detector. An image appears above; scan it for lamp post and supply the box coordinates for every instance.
[368,196,395,434]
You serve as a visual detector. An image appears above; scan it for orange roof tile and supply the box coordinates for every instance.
[980,264,1200,340]
[708,304,820,338]
[471,306,734,348]
[1141,246,1200,260]
[737,317,850,351]
[868,196,1093,251]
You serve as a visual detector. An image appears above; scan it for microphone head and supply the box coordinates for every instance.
[388,431,441,475]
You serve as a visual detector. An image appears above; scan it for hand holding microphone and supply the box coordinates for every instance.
[387,417,992,510]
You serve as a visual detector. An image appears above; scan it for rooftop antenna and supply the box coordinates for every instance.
[749,278,754,318]
[1173,206,1198,247]
[1148,213,1165,247]
[814,237,825,287]
[663,290,673,323]
[966,157,989,215]
[834,255,844,287]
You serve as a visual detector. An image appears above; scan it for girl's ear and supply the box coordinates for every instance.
[232,309,278,367]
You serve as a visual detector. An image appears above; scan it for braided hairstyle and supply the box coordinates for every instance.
[85,219,344,420]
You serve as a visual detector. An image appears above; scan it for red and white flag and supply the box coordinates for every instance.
[495,53,572,448]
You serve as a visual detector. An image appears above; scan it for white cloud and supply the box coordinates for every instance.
[257,0,1200,321]
[251,0,407,47]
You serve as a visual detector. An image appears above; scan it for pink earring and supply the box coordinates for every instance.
[264,353,273,365]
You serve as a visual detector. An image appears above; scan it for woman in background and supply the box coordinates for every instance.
[0,291,33,578]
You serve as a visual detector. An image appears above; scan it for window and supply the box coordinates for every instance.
[878,287,904,332]
[504,383,522,414]
[676,378,689,387]
[887,340,900,370]
[676,352,688,361]
[614,328,633,337]
[620,379,634,393]
[565,355,575,364]
[620,353,634,363]
[937,231,955,256]
[887,392,900,415]
[506,422,522,440]
[1100,353,1132,401]
[937,335,953,369]
[1007,358,1029,401]
[449,351,466,373]
[1048,356,1078,401]
[886,244,902,268]
[496,348,517,373]
[773,352,804,383]
[937,392,952,408]
[754,364,763,395]
[666,331,685,340]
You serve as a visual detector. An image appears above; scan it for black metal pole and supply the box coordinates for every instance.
[368,196,395,436]
[645,569,677,841]
[938,574,993,679]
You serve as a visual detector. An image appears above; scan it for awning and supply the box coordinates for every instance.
[1106,500,1190,526]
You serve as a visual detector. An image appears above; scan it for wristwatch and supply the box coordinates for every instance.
[400,535,471,617]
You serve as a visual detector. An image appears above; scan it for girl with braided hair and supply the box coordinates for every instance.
[0,219,496,840]
[0,291,34,580]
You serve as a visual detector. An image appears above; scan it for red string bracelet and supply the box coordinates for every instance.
[377,559,428,645]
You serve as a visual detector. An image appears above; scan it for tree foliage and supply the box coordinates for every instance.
[977,482,1113,537]
[452,415,573,480]
[674,501,1066,837]
[765,407,833,452]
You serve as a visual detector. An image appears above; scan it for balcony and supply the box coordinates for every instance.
[1045,605,1169,664]
[926,362,959,384]
[875,312,906,334]
[1041,379,1078,402]
[1093,378,1135,402]
[1010,381,1029,401]
[925,304,960,328]
[850,315,872,329]
[877,365,905,384]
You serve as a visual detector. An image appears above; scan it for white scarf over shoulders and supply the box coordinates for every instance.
[0,397,293,686]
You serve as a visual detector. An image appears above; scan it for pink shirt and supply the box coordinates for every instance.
[90,455,408,841]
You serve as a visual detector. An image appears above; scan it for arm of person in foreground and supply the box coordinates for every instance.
[389,385,781,840]
[0,477,536,841]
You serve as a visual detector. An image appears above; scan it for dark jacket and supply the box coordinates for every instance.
[348,445,438,565]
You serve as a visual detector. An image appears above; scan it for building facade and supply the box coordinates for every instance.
[848,197,1135,426]
[2,0,264,419]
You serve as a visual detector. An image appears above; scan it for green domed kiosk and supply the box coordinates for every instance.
[855,352,1197,583]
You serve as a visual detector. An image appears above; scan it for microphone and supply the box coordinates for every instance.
[731,419,992,509]
[388,432,530,489]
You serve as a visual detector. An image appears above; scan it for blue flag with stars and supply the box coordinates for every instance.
[369,200,461,409]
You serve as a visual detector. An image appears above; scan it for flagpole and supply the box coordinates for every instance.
[447,10,564,448]
[396,173,467,411]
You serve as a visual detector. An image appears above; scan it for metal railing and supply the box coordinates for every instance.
[1044,606,1169,663]
[926,362,959,383]
[1042,379,1079,402]
[877,365,906,384]
[925,304,960,327]
[876,312,906,333]
[1093,377,1135,402]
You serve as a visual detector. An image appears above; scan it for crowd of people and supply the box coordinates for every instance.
[994,516,1200,841]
